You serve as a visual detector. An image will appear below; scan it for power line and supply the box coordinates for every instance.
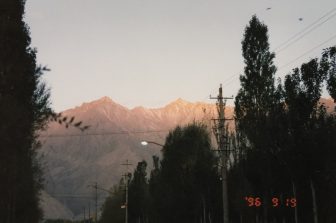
[49,194,110,201]
[222,75,240,88]
[39,130,169,138]
[278,33,336,71]
[50,194,94,199]
[274,7,336,52]
[221,28,336,89]
[276,13,336,53]
[213,8,336,91]
[222,73,240,84]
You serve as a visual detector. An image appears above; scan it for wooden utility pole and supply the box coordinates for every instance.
[87,182,98,222]
[83,207,86,222]
[88,202,91,222]
[122,160,132,223]
[210,84,233,223]
[95,182,98,223]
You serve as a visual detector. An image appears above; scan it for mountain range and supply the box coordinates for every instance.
[39,96,335,220]
[39,97,233,220]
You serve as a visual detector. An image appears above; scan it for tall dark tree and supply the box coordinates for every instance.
[151,123,221,223]
[232,15,336,222]
[283,53,336,223]
[234,15,281,223]
[323,47,336,102]
[148,155,161,223]
[128,161,149,223]
[99,181,126,223]
[0,1,52,222]
[235,15,279,149]
[231,46,336,223]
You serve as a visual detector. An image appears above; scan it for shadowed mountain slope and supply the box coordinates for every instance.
[40,97,233,218]
[40,96,335,218]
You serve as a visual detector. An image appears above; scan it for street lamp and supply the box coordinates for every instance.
[140,140,164,147]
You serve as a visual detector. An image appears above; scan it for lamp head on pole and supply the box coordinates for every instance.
[141,141,148,146]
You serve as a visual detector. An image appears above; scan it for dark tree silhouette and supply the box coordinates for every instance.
[99,180,126,223]
[283,55,336,223]
[128,161,149,223]
[234,15,280,223]
[0,1,88,222]
[232,15,336,223]
[0,0,53,222]
[151,123,221,223]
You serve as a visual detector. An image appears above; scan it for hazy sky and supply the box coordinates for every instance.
[25,0,336,111]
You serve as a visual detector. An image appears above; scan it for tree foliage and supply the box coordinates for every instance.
[100,123,221,223]
[99,180,126,223]
[128,161,149,223]
[0,1,90,222]
[234,15,282,223]
[231,15,336,223]
[0,1,53,222]
[235,15,277,145]
[153,123,221,223]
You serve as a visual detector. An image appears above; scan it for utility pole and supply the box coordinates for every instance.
[89,181,98,223]
[210,84,233,223]
[95,182,98,223]
[83,207,86,223]
[122,160,132,223]
[88,201,91,223]
[87,183,99,222]
[89,183,121,222]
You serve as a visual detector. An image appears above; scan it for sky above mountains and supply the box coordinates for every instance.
[25,0,336,112]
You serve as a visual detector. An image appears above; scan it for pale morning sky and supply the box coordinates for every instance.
[25,0,336,112]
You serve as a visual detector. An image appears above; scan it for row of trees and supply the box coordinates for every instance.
[100,124,222,223]
[230,16,336,223]
[100,16,336,223]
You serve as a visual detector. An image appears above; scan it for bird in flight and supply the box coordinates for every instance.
[266,7,271,10]
[298,18,303,21]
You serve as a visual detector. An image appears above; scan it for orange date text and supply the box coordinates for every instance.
[244,196,296,208]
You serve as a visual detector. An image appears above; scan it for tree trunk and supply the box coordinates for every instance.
[222,155,229,223]
[292,181,298,223]
[310,178,318,223]
[263,193,268,223]
[202,196,206,223]
[282,217,286,223]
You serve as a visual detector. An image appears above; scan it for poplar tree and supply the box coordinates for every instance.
[234,15,279,223]
[99,181,126,223]
[128,161,149,223]
[0,1,52,222]
[153,123,220,223]
[324,47,336,102]
[283,52,336,223]
[235,15,277,147]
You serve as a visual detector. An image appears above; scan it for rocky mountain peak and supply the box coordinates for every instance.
[97,96,113,102]
[90,96,120,106]
[166,98,191,107]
